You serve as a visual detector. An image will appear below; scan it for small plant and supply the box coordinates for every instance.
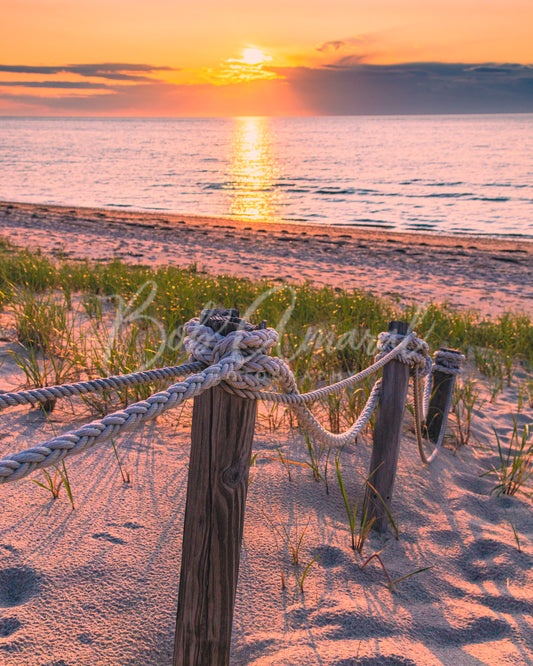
[32,468,62,499]
[473,347,504,382]
[336,456,366,551]
[335,457,398,553]
[303,432,332,493]
[259,401,288,432]
[81,292,104,324]
[275,447,293,482]
[12,289,70,352]
[111,439,130,483]
[264,512,321,593]
[294,550,323,594]
[279,515,310,567]
[482,421,533,497]
[360,546,432,592]
[7,289,79,406]
[32,461,75,508]
[9,343,78,408]
[324,392,341,434]
[473,347,514,398]
[451,376,484,448]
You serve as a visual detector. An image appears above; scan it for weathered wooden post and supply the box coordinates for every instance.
[174,309,260,666]
[364,321,410,533]
[425,348,463,443]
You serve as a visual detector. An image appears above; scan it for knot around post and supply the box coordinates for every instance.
[432,348,465,375]
[183,311,280,393]
[376,329,432,376]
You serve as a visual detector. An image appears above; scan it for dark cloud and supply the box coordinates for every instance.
[0,63,177,82]
[324,53,367,68]
[0,81,208,115]
[317,40,345,52]
[270,61,533,114]
[0,80,110,89]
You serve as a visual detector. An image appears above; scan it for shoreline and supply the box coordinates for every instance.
[1,200,532,317]
[3,198,533,248]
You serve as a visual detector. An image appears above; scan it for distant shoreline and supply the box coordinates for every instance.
[1,199,532,317]
[2,198,531,247]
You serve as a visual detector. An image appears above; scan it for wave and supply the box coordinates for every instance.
[470,196,510,202]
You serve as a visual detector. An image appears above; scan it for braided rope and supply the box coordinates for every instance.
[0,318,433,482]
[376,331,431,376]
[432,349,465,375]
[275,371,381,449]
[220,329,430,448]
[0,361,204,411]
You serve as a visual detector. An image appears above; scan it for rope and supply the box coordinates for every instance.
[376,331,432,376]
[0,318,433,483]
[220,329,429,449]
[413,349,464,464]
[223,331,419,403]
[432,349,465,375]
[0,361,204,411]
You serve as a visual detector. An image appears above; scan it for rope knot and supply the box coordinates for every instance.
[183,318,279,391]
[432,349,465,375]
[376,331,432,376]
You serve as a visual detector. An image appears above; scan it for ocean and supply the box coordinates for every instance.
[0,114,532,238]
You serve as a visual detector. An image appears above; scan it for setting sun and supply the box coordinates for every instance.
[241,48,268,65]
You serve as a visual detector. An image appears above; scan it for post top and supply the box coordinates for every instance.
[387,320,409,335]
[200,308,267,335]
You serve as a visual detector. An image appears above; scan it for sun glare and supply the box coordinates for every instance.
[242,48,267,65]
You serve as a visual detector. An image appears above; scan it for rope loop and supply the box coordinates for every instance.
[432,349,465,375]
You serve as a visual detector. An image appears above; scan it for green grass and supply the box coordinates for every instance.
[482,421,533,497]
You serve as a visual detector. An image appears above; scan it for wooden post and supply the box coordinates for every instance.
[425,348,463,443]
[364,321,410,533]
[173,310,259,666]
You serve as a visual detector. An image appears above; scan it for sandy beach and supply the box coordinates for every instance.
[1,201,532,318]
[0,200,532,665]
[0,347,532,665]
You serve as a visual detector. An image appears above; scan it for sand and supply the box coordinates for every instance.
[0,200,532,665]
[1,201,532,318]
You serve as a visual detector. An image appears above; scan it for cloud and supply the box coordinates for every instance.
[316,37,364,53]
[0,61,532,116]
[0,80,111,89]
[0,63,177,82]
[268,61,533,114]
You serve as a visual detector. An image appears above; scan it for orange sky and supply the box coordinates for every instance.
[0,0,532,115]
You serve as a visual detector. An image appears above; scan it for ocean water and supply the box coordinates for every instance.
[0,115,532,238]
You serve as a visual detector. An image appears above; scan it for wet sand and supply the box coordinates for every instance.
[1,200,532,317]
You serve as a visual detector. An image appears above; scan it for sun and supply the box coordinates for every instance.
[205,47,279,85]
[241,48,267,66]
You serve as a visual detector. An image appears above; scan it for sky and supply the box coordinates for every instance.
[0,0,532,116]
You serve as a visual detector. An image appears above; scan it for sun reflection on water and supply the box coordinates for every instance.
[228,116,280,221]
